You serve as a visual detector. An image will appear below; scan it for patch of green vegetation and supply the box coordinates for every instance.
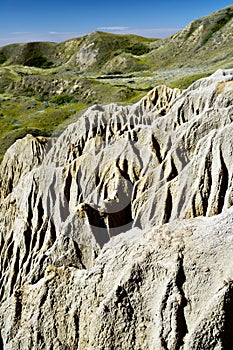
[202,13,233,45]
[0,52,6,65]
[0,41,57,67]
[125,43,151,56]
[169,72,211,89]
[0,127,44,162]
[184,21,200,41]
[0,94,80,161]
[50,94,74,105]
[103,53,150,74]
[24,55,53,68]
[106,71,123,75]
[0,72,155,162]
[0,72,16,93]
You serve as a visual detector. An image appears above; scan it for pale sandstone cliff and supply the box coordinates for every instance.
[0,69,233,349]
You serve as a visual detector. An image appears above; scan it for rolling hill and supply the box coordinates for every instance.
[0,5,232,72]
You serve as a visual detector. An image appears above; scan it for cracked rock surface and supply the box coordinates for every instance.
[0,69,233,349]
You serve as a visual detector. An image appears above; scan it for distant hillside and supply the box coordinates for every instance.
[147,4,233,70]
[0,5,232,73]
[0,32,156,72]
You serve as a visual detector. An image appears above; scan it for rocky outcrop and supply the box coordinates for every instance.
[75,42,99,70]
[137,85,181,113]
[1,210,233,349]
[0,135,52,201]
[102,53,149,74]
[0,69,233,349]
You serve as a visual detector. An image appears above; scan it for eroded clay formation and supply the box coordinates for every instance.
[0,69,233,349]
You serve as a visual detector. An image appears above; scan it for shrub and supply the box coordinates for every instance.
[0,52,6,65]
[24,55,53,68]
[125,44,151,56]
[51,94,73,105]
[202,13,233,45]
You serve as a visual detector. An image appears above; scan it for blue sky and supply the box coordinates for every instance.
[0,1,232,46]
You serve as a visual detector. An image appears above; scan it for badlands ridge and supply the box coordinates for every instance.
[0,69,233,349]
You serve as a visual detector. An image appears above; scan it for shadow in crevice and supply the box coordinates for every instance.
[222,284,233,349]
[175,253,188,348]
[0,329,3,349]
[217,150,229,214]
[85,202,133,248]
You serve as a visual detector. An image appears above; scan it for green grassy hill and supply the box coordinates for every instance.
[1,5,232,72]
[0,32,156,71]
[146,5,233,70]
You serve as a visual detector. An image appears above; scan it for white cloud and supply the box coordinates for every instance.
[10,32,31,35]
[49,31,83,35]
[98,26,129,31]
[0,26,181,47]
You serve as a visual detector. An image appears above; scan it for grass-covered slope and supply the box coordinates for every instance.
[0,6,232,73]
[0,32,156,71]
[147,5,233,70]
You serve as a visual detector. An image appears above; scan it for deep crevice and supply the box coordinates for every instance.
[167,158,178,182]
[37,196,44,230]
[217,150,229,213]
[64,169,72,204]
[175,253,188,349]
[116,158,131,182]
[222,284,233,349]
[50,173,57,205]
[0,329,3,350]
[38,288,48,308]
[30,254,47,284]
[10,247,20,295]
[73,312,80,347]
[73,241,86,269]
[107,202,133,238]
[85,199,133,248]
[21,227,31,267]
[152,135,162,163]
[12,289,23,335]
[163,187,173,224]
[201,153,212,215]
[85,204,110,248]
[192,195,197,217]
[27,189,34,227]
[49,220,57,248]
[159,253,188,350]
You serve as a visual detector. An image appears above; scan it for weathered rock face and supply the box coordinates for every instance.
[2,211,233,349]
[0,135,52,202]
[0,69,233,349]
[137,85,182,114]
[75,42,99,70]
